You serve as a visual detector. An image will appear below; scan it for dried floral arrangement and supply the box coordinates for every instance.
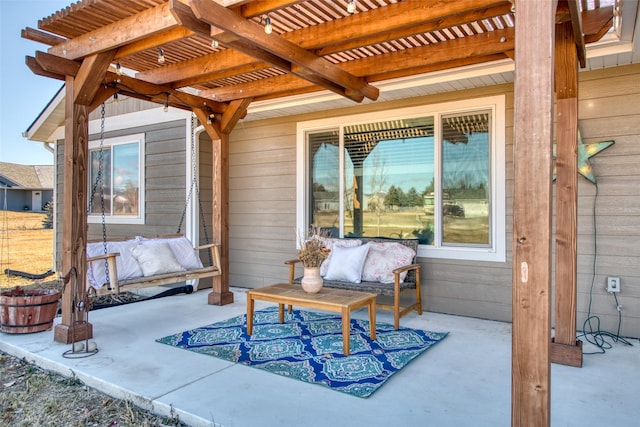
[297,225,330,268]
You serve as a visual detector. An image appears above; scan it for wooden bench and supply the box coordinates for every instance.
[87,234,221,296]
[285,237,422,329]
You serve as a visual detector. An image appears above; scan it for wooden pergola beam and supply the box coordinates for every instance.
[313,1,513,56]
[205,54,511,103]
[49,2,180,60]
[21,27,66,46]
[347,28,514,76]
[142,0,511,89]
[512,0,556,425]
[187,0,379,103]
[25,55,65,81]
[201,28,514,102]
[114,27,196,59]
[73,51,115,106]
[220,98,252,135]
[32,50,228,114]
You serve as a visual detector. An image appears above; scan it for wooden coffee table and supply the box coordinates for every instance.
[246,283,377,356]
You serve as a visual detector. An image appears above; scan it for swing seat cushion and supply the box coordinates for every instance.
[137,236,203,270]
[131,241,186,277]
[87,239,144,288]
[86,236,205,289]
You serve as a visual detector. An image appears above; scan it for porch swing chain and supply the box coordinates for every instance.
[177,114,212,266]
[86,103,110,285]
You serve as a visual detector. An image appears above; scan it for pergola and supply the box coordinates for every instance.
[22,1,614,425]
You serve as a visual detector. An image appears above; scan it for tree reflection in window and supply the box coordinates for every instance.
[89,142,139,217]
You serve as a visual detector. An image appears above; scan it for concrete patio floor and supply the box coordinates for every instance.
[1,286,638,427]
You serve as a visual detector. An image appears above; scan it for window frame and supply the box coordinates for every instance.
[296,95,505,262]
[87,133,146,225]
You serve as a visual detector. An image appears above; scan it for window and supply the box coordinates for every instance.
[297,96,505,262]
[88,133,145,225]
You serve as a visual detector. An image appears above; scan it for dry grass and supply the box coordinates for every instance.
[1,210,55,289]
[0,352,187,427]
[0,211,191,426]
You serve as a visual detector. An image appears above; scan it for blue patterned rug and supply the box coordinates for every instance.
[156,307,448,398]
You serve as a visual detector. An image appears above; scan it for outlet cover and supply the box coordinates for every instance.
[607,277,621,293]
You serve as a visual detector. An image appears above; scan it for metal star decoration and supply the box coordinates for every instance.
[553,130,614,184]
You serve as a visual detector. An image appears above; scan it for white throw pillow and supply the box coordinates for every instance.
[319,238,362,277]
[130,242,186,277]
[361,242,416,284]
[323,243,370,283]
[86,240,144,289]
[138,236,203,270]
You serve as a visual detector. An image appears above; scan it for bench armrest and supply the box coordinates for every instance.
[392,263,420,275]
[284,258,302,284]
[86,252,121,293]
[194,243,222,270]
[392,264,420,301]
[194,242,220,251]
[86,252,120,262]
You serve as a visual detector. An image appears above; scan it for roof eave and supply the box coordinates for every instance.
[23,84,65,142]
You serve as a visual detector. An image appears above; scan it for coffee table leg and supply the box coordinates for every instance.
[342,307,350,356]
[246,294,254,335]
[278,304,284,323]
[368,298,376,340]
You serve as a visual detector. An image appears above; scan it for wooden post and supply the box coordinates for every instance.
[208,131,233,305]
[193,108,233,305]
[552,18,583,367]
[512,0,556,425]
[195,100,250,306]
[54,76,93,344]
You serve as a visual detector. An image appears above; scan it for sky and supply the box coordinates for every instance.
[0,0,71,166]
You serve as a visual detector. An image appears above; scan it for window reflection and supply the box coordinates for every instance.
[309,130,340,235]
[310,117,436,243]
[441,112,490,246]
[89,142,139,217]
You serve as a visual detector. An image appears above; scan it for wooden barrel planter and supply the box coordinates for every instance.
[0,288,61,334]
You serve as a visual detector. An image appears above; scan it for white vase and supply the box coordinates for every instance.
[301,267,323,293]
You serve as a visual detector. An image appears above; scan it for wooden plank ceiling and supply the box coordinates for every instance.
[23,0,613,113]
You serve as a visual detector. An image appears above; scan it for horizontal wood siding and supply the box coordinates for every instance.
[570,64,640,338]
[196,130,214,290]
[88,97,157,121]
[228,118,297,287]
[229,63,640,337]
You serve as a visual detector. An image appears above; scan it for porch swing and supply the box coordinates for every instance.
[85,109,221,296]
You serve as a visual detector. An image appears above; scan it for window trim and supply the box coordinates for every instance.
[87,133,146,225]
[296,95,505,262]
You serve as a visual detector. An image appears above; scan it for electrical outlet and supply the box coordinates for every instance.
[607,276,621,293]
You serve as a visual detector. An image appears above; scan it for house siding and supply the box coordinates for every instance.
[228,63,640,337]
[49,64,640,337]
[571,64,640,338]
[195,130,214,290]
[54,118,189,266]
